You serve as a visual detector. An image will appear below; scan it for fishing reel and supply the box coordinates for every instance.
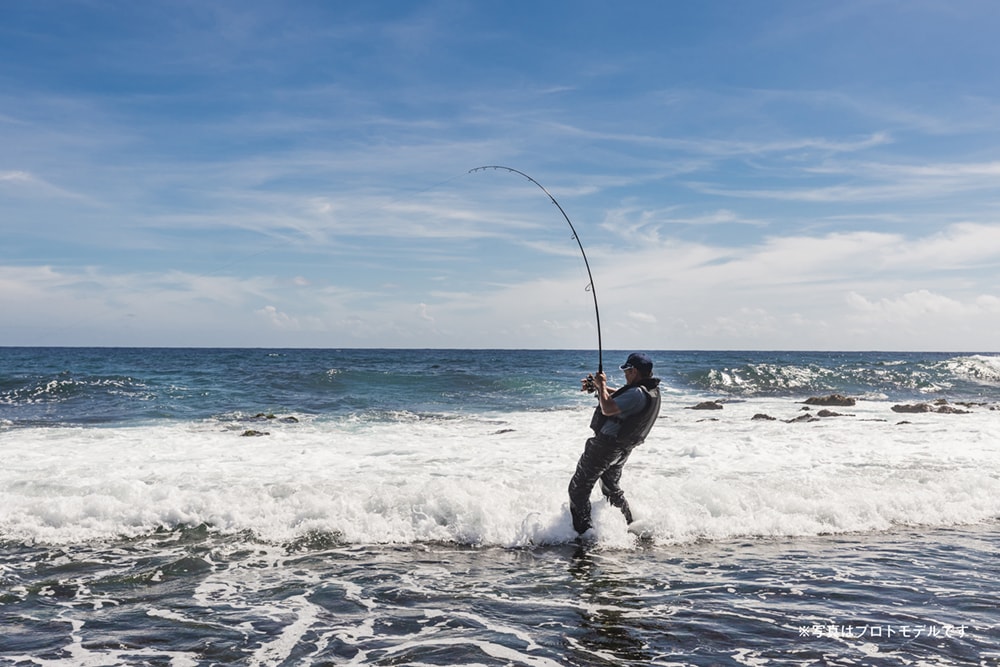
[581,373,597,394]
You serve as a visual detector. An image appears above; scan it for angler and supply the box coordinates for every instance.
[570,352,661,535]
[470,167,660,537]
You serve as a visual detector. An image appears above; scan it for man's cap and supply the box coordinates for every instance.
[620,352,653,372]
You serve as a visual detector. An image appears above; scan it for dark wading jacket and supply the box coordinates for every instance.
[589,377,662,447]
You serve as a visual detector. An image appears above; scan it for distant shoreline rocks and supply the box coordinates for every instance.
[687,394,990,424]
[891,400,972,415]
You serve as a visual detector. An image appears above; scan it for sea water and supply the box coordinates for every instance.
[1,348,998,665]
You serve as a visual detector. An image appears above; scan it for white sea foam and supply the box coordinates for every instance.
[2,396,999,548]
[940,354,1000,386]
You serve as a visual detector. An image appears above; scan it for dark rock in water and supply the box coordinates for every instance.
[241,429,270,437]
[689,401,724,410]
[891,403,933,414]
[891,402,970,414]
[803,394,856,407]
[249,413,298,423]
[785,413,819,423]
[752,413,777,421]
[816,409,850,418]
[493,428,516,435]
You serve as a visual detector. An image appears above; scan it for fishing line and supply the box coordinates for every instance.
[469,165,603,372]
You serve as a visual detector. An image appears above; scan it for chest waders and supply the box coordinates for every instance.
[569,379,662,534]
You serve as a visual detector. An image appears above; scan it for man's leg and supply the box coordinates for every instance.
[599,451,634,524]
[568,436,627,534]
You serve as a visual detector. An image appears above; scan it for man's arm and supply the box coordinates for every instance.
[593,371,621,417]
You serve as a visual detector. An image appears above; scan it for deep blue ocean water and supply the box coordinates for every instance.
[1,348,999,666]
[3,348,998,427]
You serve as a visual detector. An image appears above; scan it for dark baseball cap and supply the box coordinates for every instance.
[619,352,653,372]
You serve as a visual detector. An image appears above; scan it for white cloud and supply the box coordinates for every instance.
[628,311,658,324]
[884,223,1000,270]
[0,170,32,183]
[0,169,92,201]
[256,305,299,329]
[689,160,1000,204]
[417,303,435,323]
[841,290,1000,349]
[547,121,891,158]
[846,289,997,321]
[4,209,1000,350]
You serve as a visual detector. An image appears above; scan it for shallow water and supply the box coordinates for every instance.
[2,525,997,666]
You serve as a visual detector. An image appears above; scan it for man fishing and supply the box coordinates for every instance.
[470,167,659,535]
[569,352,662,535]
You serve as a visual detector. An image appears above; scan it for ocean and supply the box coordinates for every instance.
[1,347,998,666]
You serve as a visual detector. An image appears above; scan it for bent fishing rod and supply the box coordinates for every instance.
[469,165,604,374]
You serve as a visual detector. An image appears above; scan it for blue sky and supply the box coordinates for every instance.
[3,1,1000,350]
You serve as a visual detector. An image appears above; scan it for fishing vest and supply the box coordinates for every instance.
[589,378,662,447]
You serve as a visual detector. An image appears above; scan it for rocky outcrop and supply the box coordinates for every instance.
[803,394,856,407]
[891,401,971,415]
[785,413,819,423]
[689,401,724,410]
[890,403,933,414]
[706,395,985,424]
[252,413,299,423]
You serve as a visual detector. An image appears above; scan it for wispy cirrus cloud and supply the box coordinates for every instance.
[0,169,95,202]
[686,158,1000,204]
[545,120,892,158]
